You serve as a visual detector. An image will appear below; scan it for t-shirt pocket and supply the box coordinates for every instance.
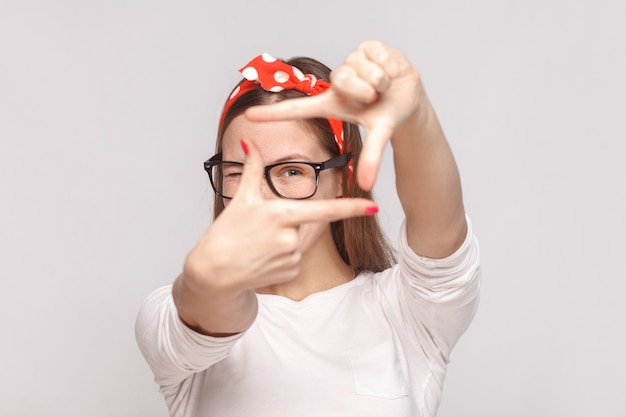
[349,341,409,399]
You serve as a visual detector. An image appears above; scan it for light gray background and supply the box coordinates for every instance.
[1,0,624,416]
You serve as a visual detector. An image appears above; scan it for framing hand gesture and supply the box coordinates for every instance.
[245,40,425,191]
[184,138,377,295]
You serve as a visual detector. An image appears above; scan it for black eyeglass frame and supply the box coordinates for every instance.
[203,152,352,200]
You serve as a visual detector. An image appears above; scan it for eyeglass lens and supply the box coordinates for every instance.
[211,162,318,199]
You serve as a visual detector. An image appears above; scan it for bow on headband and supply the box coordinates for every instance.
[219,53,346,155]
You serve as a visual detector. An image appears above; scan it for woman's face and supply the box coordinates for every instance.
[220,114,342,251]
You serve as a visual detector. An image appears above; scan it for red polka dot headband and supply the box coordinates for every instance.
[219,53,346,155]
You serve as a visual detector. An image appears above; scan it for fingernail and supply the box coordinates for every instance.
[240,139,249,155]
[370,93,379,103]
[365,205,379,215]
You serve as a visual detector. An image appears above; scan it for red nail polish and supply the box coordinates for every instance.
[240,139,249,155]
[365,205,379,215]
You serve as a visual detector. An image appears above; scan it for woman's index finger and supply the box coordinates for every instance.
[276,198,377,227]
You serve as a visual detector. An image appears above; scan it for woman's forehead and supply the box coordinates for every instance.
[221,116,329,162]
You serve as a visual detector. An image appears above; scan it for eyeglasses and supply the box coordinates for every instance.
[204,153,351,200]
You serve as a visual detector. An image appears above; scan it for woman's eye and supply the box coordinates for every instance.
[278,167,304,177]
[222,167,243,179]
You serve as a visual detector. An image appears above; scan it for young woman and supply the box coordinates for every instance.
[136,40,480,417]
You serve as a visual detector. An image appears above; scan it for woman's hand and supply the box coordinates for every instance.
[245,40,426,191]
[186,138,376,292]
[174,139,377,334]
[245,40,467,259]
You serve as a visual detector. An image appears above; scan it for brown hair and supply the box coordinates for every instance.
[213,56,396,274]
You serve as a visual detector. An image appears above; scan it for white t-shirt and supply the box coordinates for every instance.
[135,220,480,417]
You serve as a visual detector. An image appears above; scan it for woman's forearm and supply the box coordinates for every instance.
[392,93,467,259]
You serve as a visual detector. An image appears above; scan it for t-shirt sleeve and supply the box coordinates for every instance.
[134,285,244,389]
[384,215,481,365]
